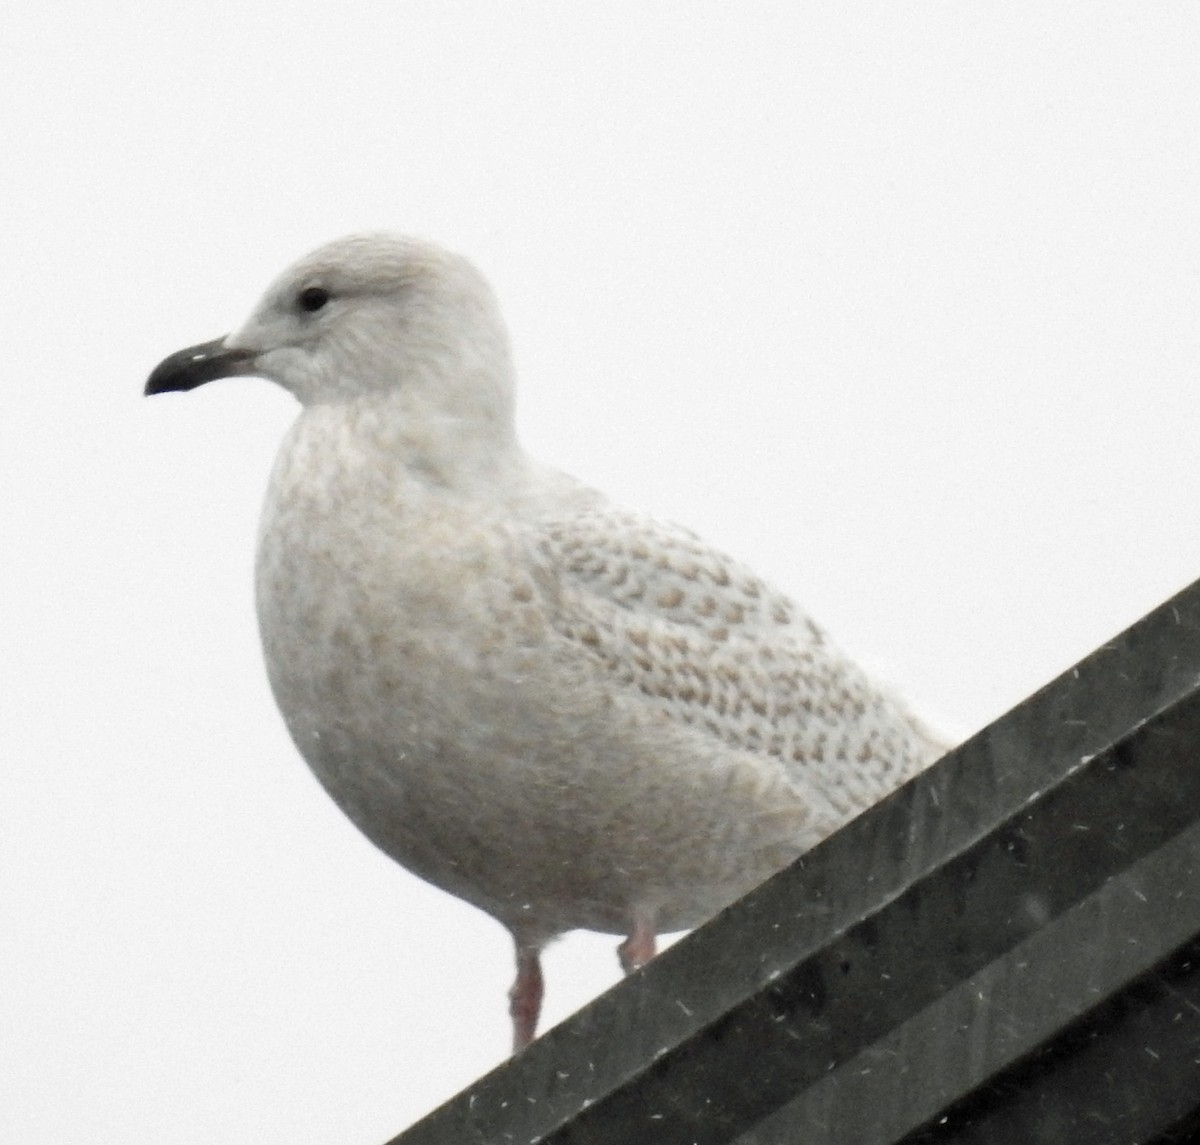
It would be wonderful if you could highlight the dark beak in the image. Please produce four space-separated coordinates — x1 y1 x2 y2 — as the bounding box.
144 338 258 396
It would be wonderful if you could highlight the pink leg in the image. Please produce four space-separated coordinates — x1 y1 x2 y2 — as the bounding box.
508 943 544 1053
617 910 658 975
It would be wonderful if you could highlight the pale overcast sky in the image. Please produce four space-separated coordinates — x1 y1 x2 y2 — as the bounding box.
5 5 1200 1143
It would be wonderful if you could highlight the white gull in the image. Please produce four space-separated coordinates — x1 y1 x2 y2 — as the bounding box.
146 233 945 1051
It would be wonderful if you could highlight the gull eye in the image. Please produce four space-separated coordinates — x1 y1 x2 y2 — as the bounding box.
297 286 330 313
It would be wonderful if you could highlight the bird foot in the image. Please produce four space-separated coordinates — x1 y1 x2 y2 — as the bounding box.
617 913 658 975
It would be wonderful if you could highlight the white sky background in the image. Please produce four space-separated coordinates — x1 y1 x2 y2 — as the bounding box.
4 4 1200 1142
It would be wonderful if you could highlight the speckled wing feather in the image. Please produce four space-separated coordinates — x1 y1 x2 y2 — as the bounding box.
532 503 940 818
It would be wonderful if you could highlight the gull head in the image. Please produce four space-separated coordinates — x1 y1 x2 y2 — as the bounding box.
145 233 517 432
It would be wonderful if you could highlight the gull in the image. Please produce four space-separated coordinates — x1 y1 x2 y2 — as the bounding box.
146 234 945 1052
